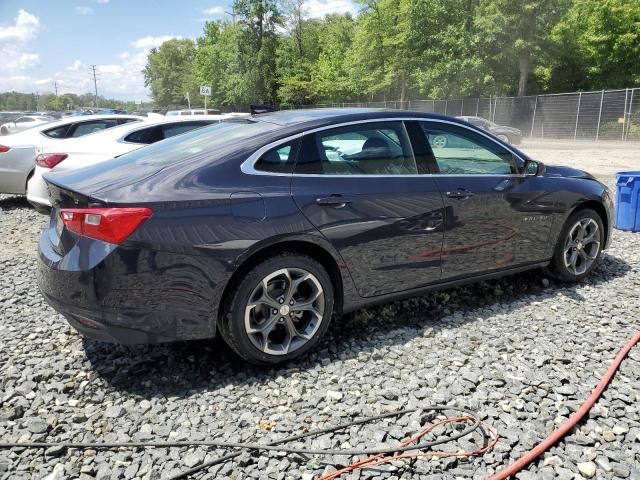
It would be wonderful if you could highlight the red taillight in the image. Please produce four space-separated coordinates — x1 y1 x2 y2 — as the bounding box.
0 145 10 153
59 208 152 245
35 153 68 168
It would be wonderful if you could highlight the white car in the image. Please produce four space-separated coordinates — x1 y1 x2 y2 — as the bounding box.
0 115 55 136
27 115 228 211
0 115 143 195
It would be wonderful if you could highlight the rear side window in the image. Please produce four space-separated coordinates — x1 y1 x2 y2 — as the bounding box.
161 121 213 139
124 126 163 144
295 121 417 175
70 119 120 138
254 140 299 174
42 125 71 138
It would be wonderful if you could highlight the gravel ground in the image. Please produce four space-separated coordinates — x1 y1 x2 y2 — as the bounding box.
1 151 639 479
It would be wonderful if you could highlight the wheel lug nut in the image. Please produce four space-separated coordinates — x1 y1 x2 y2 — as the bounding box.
272 309 277 314
279 298 284 304
279 317 284 323
289 300 294 305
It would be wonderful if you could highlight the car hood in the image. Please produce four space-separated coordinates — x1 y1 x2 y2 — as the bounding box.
490 125 521 135
544 165 596 180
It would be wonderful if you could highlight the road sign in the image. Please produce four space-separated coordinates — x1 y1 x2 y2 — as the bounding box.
200 86 212 96
135 99 142 105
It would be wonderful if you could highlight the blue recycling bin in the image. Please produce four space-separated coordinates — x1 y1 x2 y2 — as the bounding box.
615 171 640 232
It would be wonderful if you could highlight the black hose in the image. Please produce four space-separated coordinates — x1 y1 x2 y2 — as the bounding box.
0 405 487 479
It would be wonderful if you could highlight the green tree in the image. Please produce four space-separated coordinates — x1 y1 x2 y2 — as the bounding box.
143 38 198 107
233 0 283 104
475 0 568 96
539 0 640 91
312 14 357 102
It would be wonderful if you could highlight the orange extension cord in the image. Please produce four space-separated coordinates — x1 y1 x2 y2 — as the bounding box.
319 330 639 480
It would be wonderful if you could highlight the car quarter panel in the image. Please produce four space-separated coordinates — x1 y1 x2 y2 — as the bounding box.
0 145 36 194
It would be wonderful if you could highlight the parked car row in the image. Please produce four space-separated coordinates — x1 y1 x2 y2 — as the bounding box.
31 108 612 365
0 113 249 209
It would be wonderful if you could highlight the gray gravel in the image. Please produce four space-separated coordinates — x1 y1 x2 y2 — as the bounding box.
1 192 639 480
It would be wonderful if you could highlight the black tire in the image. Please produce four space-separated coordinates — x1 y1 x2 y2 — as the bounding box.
219 253 334 365
549 208 604 282
496 134 511 144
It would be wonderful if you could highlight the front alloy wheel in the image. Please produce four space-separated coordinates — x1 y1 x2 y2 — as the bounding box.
563 218 600 276
220 254 334 365
550 208 603 281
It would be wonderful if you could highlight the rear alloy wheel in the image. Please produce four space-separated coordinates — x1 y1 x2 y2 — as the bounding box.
431 135 448 148
220 254 334 365
550 209 603 281
496 134 510 144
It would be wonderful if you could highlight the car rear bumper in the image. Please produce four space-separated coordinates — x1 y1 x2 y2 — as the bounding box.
37 226 217 344
26 166 52 211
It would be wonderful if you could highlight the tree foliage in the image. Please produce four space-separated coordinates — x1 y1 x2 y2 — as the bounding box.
0 91 143 111
141 0 640 107
143 38 198 107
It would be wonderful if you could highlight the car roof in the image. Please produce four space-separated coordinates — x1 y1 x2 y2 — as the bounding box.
53 114 225 144
37 114 143 130
252 108 468 128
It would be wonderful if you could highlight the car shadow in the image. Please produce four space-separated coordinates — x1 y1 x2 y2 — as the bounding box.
0 195 30 211
83 252 631 400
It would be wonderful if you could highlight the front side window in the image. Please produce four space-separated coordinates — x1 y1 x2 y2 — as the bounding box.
16 117 34 123
254 140 299 174
421 123 517 175
295 121 417 175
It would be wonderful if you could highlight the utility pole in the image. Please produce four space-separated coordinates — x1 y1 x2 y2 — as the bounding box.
224 8 236 24
53 80 58 96
90 65 99 107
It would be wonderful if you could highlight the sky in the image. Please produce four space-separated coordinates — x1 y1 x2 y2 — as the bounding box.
0 0 357 101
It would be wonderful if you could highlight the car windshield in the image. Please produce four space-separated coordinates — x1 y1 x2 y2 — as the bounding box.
122 119 281 166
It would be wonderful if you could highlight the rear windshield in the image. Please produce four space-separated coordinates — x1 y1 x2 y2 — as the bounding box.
121 120 281 166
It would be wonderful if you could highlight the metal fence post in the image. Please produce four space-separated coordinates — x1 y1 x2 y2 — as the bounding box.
574 92 582 140
595 89 605 141
476 98 480 116
530 95 538 138
460 99 464 116
444 100 448 115
622 88 629 142
492 96 497 122
626 88 635 142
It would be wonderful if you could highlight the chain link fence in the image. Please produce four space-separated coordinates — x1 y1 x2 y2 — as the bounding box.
293 88 640 142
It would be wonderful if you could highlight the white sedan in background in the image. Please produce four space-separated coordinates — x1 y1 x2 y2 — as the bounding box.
0 115 143 195
0 115 55 136
27 115 228 212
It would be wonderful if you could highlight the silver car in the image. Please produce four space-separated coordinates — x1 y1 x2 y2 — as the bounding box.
0 115 142 195
0 115 54 136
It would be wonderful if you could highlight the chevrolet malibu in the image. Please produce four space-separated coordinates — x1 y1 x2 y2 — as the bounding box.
37 109 612 365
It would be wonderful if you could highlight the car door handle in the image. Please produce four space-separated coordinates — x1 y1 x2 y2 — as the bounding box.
446 189 475 199
316 195 353 208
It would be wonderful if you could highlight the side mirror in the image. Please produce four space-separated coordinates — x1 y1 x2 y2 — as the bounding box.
524 159 545 176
